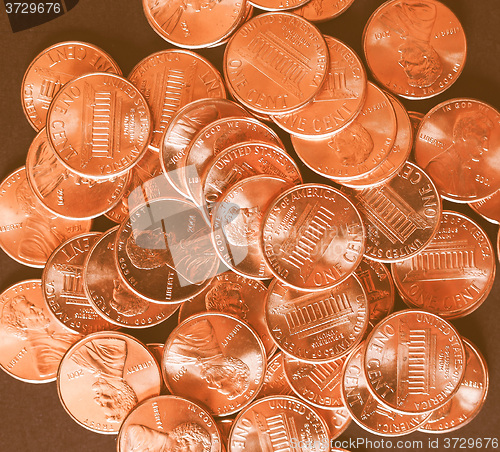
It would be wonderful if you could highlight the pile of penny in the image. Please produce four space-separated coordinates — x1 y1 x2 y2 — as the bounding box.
0 0 498 451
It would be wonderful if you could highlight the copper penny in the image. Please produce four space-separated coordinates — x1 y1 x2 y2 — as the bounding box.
224 12 329 114
293 0 355 22
469 188 500 224
391 211 495 319
178 271 277 357
162 312 266 416
256 351 294 399
212 175 296 280
161 98 249 199
57 331 162 434
142 0 246 48
115 197 219 303
0 167 92 268
273 35 367 138
262 184 365 291
84 227 181 329
414 98 500 202
228 395 329 451
343 162 441 262
265 275 369 363
46 72 152 179
363 309 466 414
0 279 81 383
419 337 488 433
283 354 346 410
291 82 396 182
185 116 284 206
342 342 431 435
128 49 226 152
26 128 129 219
42 232 118 334
118 395 222 452
248 0 309 12
363 0 466 99
202 141 302 215
21 41 121 131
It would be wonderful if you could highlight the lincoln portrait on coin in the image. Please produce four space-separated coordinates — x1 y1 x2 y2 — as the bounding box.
328 122 374 167
111 279 149 317
205 282 249 319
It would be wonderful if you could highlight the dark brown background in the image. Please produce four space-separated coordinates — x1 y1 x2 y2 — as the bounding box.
0 1 499 451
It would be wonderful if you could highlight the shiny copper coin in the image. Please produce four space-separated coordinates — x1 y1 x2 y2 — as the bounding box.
0 167 92 268
202 141 302 214
291 82 396 181
161 98 249 199
46 72 152 179
342 342 431 435
364 309 466 414
57 331 162 434
469 188 500 224
213 175 295 280
419 337 488 433
118 395 222 452
142 0 246 49
224 12 329 114
256 351 294 399
265 275 369 363
228 395 329 451
392 211 495 319
344 93 413 188
293 0 355 22
414 98 500 202
115 197 219 303
42 232 118 334
316 406 351 442
162 312 266 416
129 49 226 152
363 0 466 99
84 227 181 329
21 41 121 131
343 162 441 262
178 271 276 357
283 354 346 410
26 129 129 219
248 0 309 12
273 35 367 138
0 279 81 383
262 184 365 290
185 116 284 206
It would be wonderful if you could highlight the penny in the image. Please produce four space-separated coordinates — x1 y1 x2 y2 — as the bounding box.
118 395 222 452
42 232 118 334
290 82 396 181
142 0 246 49
391 211 495 319
185 116 284 205
228 395 330 451
0 167 92 268
162 312 266 416
115 197 219 303
57 331 162 434
419 337 488 433
224 12 329 114
248 0 309 12
26 128 129 219
256 351 294 399
414 98 500 202
212 175 296 280
283 354 346 410
343 162 442 263
262 184 365 290
178 271 277 357
363 0 466 99
84 227 181 329
469 188 500 224
161 98 249 199
273 35 367 138
202 141 302 215
342 342 431 435
46 72 152 179
128 49 226 152
363 309 466 414
0 279 81 383
293 0 355 22
265 275 369 363
21 41 121 131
